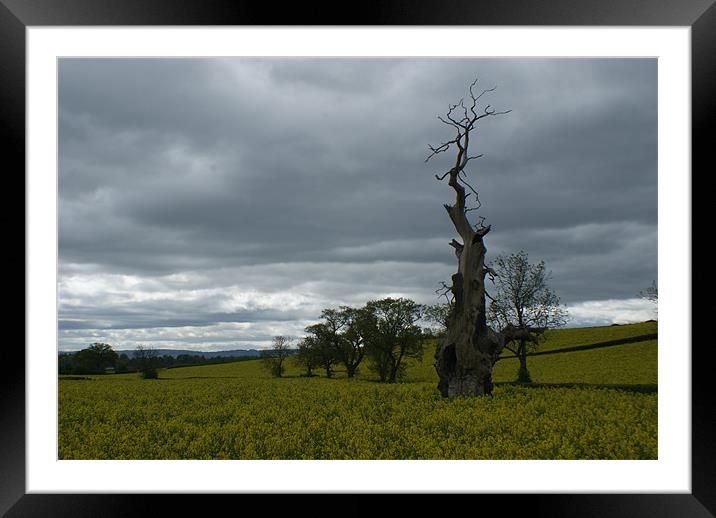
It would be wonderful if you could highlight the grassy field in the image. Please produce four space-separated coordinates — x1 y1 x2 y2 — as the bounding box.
499 320 657 355
58 322 657 460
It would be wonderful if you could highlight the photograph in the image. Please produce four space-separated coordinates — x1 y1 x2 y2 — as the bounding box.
2 0 710 507
57 57 659 461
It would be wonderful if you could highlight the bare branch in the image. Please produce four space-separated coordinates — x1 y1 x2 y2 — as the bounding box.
475 86 497 103
458 170 481 204
449 239 464 257
475 224 492 238
425 135 462 163
463 154 484 165
437 115 461 129
476 106 512 120
483 265 497 283
435 281 453 304
446 100 467 127
427 77 510 240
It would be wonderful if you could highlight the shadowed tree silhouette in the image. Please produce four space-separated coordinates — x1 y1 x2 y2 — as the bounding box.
428 78 511 397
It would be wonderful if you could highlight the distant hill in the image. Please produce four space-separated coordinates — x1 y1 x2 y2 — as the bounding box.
60 348 265 358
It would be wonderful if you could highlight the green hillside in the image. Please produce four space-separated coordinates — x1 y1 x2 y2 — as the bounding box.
513 321 657 353
397 321 657 384
59 322 658 460
494 339 657 387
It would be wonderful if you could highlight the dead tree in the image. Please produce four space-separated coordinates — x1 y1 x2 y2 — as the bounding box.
428 79 510 397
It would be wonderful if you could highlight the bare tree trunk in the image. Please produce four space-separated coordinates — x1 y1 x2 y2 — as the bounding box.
517 339 530 383
518 356 529 382
434 221 503 396
432 157 504 397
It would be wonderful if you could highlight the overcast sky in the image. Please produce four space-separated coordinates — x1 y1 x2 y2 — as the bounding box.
58 58 657 351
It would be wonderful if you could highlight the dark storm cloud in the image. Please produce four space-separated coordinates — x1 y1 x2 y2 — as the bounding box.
58 58 657 348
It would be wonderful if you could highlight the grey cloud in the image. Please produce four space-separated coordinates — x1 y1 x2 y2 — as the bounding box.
58 58 657 349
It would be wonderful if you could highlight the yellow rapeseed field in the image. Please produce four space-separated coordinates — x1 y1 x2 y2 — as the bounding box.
58 322 657 460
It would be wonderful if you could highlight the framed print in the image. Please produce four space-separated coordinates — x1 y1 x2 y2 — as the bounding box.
5 0 713 515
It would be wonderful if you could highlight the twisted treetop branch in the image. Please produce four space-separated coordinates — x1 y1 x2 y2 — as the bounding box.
426 79 510 238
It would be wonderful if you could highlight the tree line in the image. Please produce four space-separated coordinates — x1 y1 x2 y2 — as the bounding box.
58 343 247 378
262 251 572 384
262 297 425 383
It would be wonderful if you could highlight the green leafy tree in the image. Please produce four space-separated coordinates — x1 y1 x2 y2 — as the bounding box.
58 353 75 374
303 324 340 378
487 251 568 383
134 345 160 379
423 301 453 338
72 342 118 374
296 336 319 377
363 297 425 383
312 306 370 378
337 306 370 378
115 353 130 373
261 336 292 377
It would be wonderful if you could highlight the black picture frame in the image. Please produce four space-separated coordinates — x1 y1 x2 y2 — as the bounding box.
5 0 712 515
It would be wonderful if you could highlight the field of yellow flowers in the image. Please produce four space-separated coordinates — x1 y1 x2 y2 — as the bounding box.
58 322 657 460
